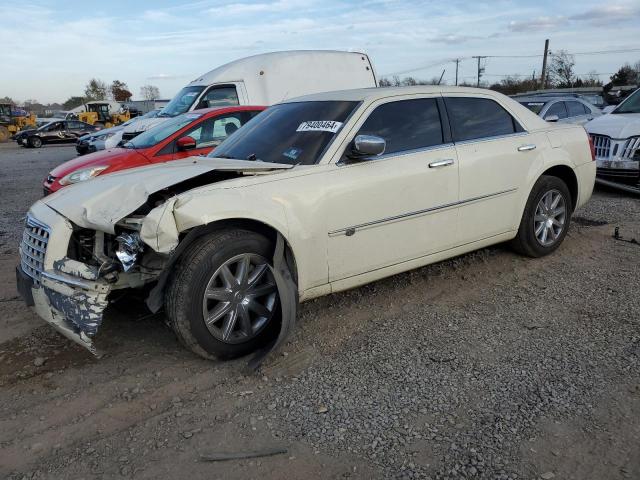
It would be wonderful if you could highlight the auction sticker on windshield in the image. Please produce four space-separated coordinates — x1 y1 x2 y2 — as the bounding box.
296 121 343 133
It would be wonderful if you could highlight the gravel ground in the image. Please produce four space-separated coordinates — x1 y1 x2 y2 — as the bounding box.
0 142 638 480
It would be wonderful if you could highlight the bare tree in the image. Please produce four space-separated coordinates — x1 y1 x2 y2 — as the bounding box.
140 85 161 100
548 50 576 88
84 78 109 100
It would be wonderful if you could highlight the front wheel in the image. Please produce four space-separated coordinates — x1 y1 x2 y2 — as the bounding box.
165 230 280 360
511 175 572 257
28 136 43 148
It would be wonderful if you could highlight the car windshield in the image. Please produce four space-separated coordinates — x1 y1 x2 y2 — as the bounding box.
209 101 359 165
613 89 640 114
160 86 205 117
124 113 203 149
518 101 546 115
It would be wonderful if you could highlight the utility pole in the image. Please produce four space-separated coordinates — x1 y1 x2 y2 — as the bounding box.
540 39 549 89
454 59 460 86
472 56 487 87
437 69 446 85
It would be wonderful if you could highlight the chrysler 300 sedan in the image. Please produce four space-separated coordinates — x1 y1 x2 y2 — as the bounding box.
16 86 596 362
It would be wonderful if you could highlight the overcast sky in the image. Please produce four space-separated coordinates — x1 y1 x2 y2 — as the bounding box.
2 0 639 103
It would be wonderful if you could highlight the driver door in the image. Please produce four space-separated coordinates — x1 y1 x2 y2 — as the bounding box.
325 96 460 282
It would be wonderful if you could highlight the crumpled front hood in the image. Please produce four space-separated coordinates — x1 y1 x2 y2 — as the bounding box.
41 157 293 233
586 113 640 139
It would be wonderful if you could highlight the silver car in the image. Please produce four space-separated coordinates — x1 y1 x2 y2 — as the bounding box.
517 96 601 125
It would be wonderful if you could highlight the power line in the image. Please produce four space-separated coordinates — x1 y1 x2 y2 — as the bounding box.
381 47 640 77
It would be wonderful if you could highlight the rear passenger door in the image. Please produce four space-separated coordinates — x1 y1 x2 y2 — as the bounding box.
326 97 460 281
445 96 543 243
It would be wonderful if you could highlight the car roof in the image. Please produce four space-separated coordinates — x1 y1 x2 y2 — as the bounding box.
189 105 267 117
284 85 509 103
516 96 587 103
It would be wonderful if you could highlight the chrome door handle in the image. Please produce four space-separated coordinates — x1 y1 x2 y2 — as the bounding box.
428 158 455 168
517 144 536 152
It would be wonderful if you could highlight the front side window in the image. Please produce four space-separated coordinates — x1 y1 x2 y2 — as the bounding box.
566 101 587 117
196 86 239 109
209 101 359 165
125 113 203 149
545 102 568 119
445 97 520 142
356 98 443 155
161 86 205 117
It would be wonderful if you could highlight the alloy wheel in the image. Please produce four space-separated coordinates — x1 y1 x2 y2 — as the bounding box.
201 253 278 344
533 189 566 247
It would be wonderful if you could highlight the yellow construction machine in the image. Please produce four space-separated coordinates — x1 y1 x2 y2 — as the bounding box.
0 103 37 143
76 102 130 128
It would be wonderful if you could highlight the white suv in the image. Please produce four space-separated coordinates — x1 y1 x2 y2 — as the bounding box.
585 88 640 189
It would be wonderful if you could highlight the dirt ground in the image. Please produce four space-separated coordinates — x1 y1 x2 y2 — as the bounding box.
0 142 638 480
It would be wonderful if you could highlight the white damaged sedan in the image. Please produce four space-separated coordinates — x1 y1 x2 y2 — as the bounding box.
16 86 596 362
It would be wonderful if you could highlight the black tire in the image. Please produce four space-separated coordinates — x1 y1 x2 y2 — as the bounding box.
165 229 280 360
511 175 573 257
28 136 42 148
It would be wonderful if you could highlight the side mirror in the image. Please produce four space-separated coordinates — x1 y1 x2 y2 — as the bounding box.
176 136 196 151
349 134 386 158
545 114 559 122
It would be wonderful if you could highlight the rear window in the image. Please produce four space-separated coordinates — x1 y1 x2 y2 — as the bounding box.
445 97 522 142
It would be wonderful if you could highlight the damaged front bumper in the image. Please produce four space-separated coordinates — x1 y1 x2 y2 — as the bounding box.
16 202 114 356
16 265 111 355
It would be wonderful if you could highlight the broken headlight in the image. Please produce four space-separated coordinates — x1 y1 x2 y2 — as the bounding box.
115 232 144 272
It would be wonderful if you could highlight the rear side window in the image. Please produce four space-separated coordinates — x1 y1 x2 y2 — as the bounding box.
445 97 521 142
357 98 443 155
545 102 568 120
566 101 588 116
197 86 239 109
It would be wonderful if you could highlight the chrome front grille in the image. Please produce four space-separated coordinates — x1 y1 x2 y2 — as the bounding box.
621 136 640 160
20 216 50 285
591 134 611 159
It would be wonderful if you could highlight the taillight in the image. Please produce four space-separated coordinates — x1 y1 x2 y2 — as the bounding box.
588 134 596 161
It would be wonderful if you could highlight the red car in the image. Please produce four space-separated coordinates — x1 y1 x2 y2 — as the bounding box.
43 106 265 194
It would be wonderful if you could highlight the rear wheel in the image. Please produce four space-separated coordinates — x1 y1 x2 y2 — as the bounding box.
28 136 42 148
511 175 572 257
0 126 9 143
165 230 280 360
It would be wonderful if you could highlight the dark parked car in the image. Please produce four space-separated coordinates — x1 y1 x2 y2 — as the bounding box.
14 120 100 148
